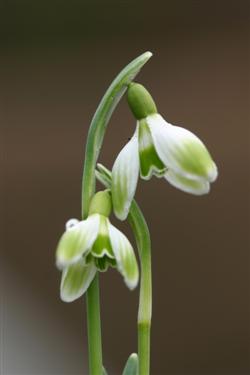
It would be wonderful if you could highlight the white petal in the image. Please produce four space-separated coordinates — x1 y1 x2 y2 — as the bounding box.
147 114 218 182
56 214 100 268
108 222 139 290
65 218 80 230
165 169 210 195
111 132 139 220
60 259 96 302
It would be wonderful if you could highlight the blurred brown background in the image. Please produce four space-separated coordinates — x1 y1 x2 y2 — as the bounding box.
2 1 250 374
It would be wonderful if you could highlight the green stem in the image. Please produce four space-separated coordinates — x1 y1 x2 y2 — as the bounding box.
129 201 152 375
81 53 153 375
86 275 102 375
95 165 152 375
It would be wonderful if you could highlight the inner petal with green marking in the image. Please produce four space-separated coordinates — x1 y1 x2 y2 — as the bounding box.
91 215 115 259
138 119 166 179
94 256 117 272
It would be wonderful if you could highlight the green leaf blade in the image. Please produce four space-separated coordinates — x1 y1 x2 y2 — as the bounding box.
122 353 138 375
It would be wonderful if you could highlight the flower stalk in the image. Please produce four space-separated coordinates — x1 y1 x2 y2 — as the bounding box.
128 202 152 375
80 52 153 375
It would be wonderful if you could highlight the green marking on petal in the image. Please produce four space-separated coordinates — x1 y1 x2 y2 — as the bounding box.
60 259 96 302
94 255 116 272
171 139 216 181
91 216 114 259
139 119 166 179
94 256 109 272
108 257 117 268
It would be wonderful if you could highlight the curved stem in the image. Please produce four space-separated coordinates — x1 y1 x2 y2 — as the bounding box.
81 52 152 218
96 165 152 375
81 53 152 375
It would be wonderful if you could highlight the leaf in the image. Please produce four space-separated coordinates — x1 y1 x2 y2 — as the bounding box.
122 353 138 375
102 365 108 375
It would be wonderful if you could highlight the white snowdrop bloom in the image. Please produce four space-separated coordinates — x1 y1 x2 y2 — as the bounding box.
111 83 218 220
56 191 139 302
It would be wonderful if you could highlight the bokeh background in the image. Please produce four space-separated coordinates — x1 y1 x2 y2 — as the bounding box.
2 1 250 374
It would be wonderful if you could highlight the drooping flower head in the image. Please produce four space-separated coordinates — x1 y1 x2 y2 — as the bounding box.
112 83 218 220
56 190 139 302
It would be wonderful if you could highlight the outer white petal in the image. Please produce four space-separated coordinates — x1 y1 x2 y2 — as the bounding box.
165 169 210 195
60 259 96 302
108 222 139 290
111 132 139 221
147 114 218 182
56 214 100 268
65 218 80 230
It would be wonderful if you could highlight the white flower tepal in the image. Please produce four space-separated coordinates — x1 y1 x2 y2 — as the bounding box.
60 258 96 303
147 114 218 183
56 214 100 268
112 134 140 222
111 83 218 220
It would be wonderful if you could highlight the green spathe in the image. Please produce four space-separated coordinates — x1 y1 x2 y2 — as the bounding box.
127 83 157 120
82 52 153 218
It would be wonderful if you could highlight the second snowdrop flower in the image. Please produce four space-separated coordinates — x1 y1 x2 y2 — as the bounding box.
56 190 139 302
112 83 218 220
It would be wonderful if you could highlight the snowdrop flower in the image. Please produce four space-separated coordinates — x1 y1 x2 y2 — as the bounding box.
112 83 218 220
56 190 139 302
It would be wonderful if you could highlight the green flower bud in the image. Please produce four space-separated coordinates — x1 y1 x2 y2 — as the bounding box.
127 83 157 120
88 190 112 217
